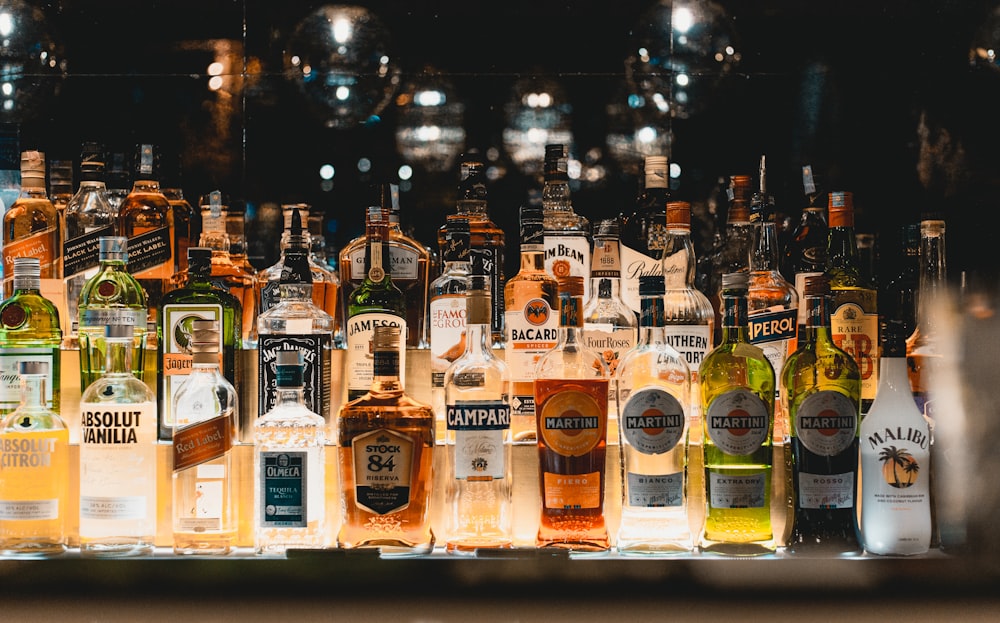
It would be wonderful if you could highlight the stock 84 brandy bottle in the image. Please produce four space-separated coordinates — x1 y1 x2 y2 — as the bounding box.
534 275 611 552
337 325 435 555
782 275 862 554
699 271 776 555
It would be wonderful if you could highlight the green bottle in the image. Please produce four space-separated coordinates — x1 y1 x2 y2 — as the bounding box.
699 271 776 555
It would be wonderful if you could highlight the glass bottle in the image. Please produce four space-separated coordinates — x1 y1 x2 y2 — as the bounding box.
781 274 862 554
503 205 558 442
116 143 173 332
437 154 506 347
337 325 435 555
304 205 344 346
825 191 879 413
881 222 920 335
47 158 74 218
443 250 513 553
860 320 932 555
257 209 334 435
429 216 471 440
225 204 257 278
782 165 828 341
906 218 947 421
534 275 611 552
254 349 326 555
0 257 61 417
699 271 776 555
344 202 407 403
159 152 195 276
0 360 69 556
158 247 243 441
708 174 754 345
171 319 238 555
541 144 592 301
78 323 157 557
583 217 637 424
2 151 60 298
615 274 692 554
63 142 116 341
104 149 131 216
620 155 669 314
77 236 148 389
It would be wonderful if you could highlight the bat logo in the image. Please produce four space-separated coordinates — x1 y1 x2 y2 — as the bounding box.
524 298 550 326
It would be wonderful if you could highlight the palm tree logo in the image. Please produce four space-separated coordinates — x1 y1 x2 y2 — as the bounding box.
878 445 920 488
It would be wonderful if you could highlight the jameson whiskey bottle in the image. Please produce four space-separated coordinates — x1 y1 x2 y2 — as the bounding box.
437 154 506 346
158 247 242 440
782 275 862 554
0 360 69 556
825 191 878 413
79 323 158 557
0 258 61 417
699 271 776 555
429 216 470 438
860 320 932 555
541 144 592 301
345 204 406 402
615 275 692 554
2 151 60 298
534 276 611 552
504 205 558 441
443 250 513 553
337 325 435 555
620 155 669 314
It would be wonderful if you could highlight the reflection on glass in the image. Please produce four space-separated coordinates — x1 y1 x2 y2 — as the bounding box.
395 66 466 173
0 0 67 122
502 75 573 176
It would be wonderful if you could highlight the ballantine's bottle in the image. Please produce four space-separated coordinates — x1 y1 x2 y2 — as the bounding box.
699 272 776 555
541 144 592 301
620 155 670 314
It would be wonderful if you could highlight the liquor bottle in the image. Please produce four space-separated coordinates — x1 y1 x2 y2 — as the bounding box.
104 149 131 215
158 247 242 440
699 271 776 555
747 156 798 440
63 142 116 340
304 205 344 346
257 209 334 430
340 185 430 349
116 143 174 331
78 323 157 557
615 274 692 554
429 216 471 439
825 191 879 413
337 325 435 555
708 174 754 345
860 320 932 555
781 274 862 554
48 158 74 220
906 218 946 420
0 125 20 214
171 319 238 555
254 349 326 555
442 250 513 553
437 154 506 347
0 360 69 556
856 232 878 290
77 236 148 389
504 205 558 442
620 155 669 314
881 222 919 335
0 257 61 417
782 165 828 340
2 151 60 297
196 191 259 349
534 275 611 552
583 217 638 423
541 144 592 301
344 203 407 402
160 153 195 275
661 200 715 425
225 204 257 278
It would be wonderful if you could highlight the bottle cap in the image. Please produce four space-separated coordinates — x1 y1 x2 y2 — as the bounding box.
721 271 749 293
595 218 620 239
19 150 45 183
666 201 691 227
882 320 908 357
639 274 665 297
373 325 402 351
644 155 668 170
187 247 213 275
557 275 585 297
727 175 752 221
828 191 855 228
12 257 40 278
99 236 128 261
18 360 48 376
133 143 159 180
803 274 830 297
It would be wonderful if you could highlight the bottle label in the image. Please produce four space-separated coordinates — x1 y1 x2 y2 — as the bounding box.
794 390 858 456
793 272 823 327
173 415 233 472
258 333 333 418
1 227 58 278
583 325 636 379
430 294 467 388
626 471 683 508
126 226 172 274
748 307 796 390
259 451 308 527
80 308 145 328
543 470 602 510
478 244 505 338
538 384 609 457
621 387 685 454
0 348 56 411
708 471 767 509
705 388 770 456
259 280 280 312
662 325 711 422
830 302 879 403
620 245 664 314
446 400 510 479
861 420 931 520
797 471 854 509
162 304 224 429
344 313 406 396
505 299 558 416
544 235 591 299
0 430 68 520
590 239 622 278
177 477 224 532
351 428 414 515
347 244 419 282
63 224 115 279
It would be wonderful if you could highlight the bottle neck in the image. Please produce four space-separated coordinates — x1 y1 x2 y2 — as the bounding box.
590 237 622 295
542 178 572 213
18 374 47 409
274 385 307 407
519 244 546 272
131 179 161 193
638 296 666 344
456 198 488 217
916 222 946 331
720 294 750 343
364 223 391 283
827 224 859 270
750 219 781 272
105 337 134 376
12 274 41 293
662 226 697 289
371 348 403 393
799 293 832 345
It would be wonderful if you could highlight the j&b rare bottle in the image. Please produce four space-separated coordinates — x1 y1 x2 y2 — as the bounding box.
619 155 670 315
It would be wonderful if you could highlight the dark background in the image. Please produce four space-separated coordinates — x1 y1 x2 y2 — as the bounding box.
10 0 1000 289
